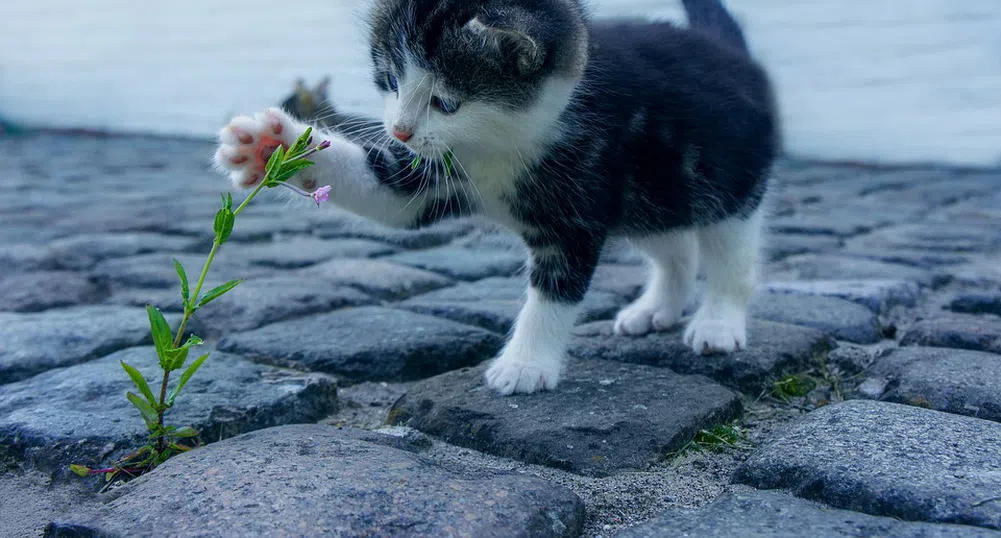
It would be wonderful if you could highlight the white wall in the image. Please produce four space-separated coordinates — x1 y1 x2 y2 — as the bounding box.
1 0 999 166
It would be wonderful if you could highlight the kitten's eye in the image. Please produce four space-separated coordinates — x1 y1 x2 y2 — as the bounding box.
430 95 461 115
386 74 399 92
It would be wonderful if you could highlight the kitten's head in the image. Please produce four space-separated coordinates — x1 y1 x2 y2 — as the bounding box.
369 0 588 160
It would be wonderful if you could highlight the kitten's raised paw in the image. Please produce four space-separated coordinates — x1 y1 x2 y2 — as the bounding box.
214 108 297 189
485 356 561 395
613 303 681 336
683 313 747 355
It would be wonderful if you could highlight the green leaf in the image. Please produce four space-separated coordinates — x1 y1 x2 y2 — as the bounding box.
287 127 313 157
172 426 199 438
127 391 159 429
194 280 241 309
70 464 91 477
222 211 235 243
268 159 315 185
146 305 173 366
264 144 286 181
443 150 455 177
165 347 188 372
410 155 422 170
166 334 204 371
213 207 235 244
120 361 157 407
173 258 190 308
167 353 209 407
213 207 225 237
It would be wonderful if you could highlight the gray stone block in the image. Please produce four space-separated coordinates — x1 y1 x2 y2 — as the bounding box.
734 400 1001 530
389 359 741 476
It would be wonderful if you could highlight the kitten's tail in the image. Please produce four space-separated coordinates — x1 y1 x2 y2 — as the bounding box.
680 0 749 54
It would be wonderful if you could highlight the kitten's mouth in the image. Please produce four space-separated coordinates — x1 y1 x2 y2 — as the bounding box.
407 150 457 177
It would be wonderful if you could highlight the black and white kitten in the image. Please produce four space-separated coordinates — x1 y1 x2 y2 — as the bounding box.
214 0 779 395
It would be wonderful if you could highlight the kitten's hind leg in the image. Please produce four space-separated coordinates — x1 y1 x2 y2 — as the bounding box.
685 209 764 354
614 232 698 336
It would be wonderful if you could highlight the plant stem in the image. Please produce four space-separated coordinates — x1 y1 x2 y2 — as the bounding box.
155 369 170 451
233 175 272 217
153 178 271 449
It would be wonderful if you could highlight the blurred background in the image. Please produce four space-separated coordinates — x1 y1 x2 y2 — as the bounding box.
1 0 999 167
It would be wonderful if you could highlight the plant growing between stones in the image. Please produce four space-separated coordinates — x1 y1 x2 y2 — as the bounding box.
770 374 817 403
70 129 330 483
668 423 749 461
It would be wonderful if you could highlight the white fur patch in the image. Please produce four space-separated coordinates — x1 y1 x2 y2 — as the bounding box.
485 287 579 395
614 231 699 336
683 208 764 354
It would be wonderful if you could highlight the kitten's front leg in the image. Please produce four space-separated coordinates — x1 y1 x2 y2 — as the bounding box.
213 108 437 229
485 241 602 395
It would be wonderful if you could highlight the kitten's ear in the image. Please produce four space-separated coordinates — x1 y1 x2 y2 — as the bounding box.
465 16 545 75
314 76 330 97
294 78 312 102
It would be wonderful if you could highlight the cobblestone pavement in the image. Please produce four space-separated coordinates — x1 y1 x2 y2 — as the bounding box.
1 132 1000 537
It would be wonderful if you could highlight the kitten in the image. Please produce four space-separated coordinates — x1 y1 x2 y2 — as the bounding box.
214 0 779 395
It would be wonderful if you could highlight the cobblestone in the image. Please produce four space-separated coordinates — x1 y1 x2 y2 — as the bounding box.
0 132 998 537
388 360 741 477
734 400 1001 531
856 346 1001 423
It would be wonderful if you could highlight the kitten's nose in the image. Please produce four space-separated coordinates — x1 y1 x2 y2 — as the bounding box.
392 127 413 143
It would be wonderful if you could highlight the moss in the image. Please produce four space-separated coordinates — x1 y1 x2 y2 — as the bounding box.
384 406 407 426
908 394 934 409
668 423 749 459
771 374 817 401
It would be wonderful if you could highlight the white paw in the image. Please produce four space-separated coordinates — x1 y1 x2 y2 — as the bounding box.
485 355 562 395
213 108 303 189
683 310 747 355
613 302 681 336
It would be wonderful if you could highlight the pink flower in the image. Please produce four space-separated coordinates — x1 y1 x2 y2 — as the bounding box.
311 185 332 207
317 140 332 150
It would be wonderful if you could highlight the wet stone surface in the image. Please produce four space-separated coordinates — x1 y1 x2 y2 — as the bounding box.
44 232 203 271
184 275 375 337
0 133 998 537
855 346 1001 422
900 315 1001 355
0 347 338 473
228 236 398 269
771 254 942 287
569 320 834 393
949 293 1001 316
764 278 922 313
219 307 504 383
51 425 585 538
296 257 453 300
617 487 1001 538
386 245 526 280
0 270 107 313
734 400 1001 531
0 305 154 384
749 291 882 344
400 276 625 334
388 360 742 477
